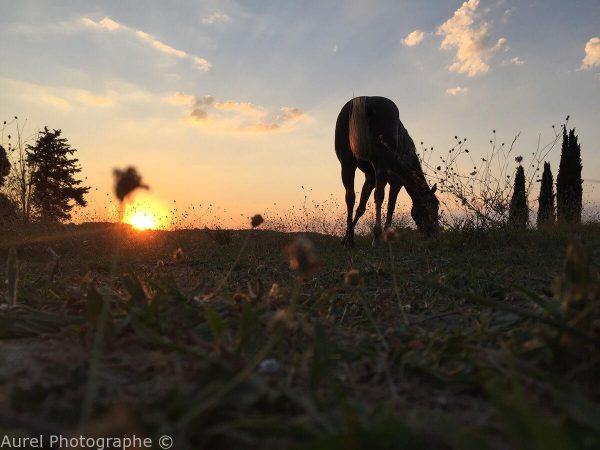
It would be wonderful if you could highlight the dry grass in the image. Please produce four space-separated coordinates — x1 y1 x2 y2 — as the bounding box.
1 221 599 449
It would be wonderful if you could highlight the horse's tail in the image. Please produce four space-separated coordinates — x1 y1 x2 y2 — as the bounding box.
349 97 374 161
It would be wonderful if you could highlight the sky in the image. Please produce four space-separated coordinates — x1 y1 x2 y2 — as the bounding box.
0 0 599 227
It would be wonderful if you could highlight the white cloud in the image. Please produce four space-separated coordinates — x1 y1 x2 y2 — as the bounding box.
436 0 507 76
202 11 232 25
502 56 525 66
80 17 211 72
0 77 153 111
502 8 513 23
181 93 306 133
402 30 425 47
446 86 469 96
581 37 600 69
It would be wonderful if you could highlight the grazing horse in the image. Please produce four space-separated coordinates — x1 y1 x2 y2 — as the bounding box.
335 96 439 246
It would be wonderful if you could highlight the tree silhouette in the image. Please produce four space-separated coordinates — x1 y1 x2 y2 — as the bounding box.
537 162 555 228
509 163 528 229
556 127 582 224
0 144 18 224
0 144 9 187
26 127 90 222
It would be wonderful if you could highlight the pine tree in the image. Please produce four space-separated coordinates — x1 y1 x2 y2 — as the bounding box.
509 163 528 229
537 162 555 228
26 127 90 222
556 127 583 224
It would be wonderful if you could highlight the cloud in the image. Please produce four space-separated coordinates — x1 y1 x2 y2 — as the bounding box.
501 56 525 66
214 101 264 117
446 86 469 96
202 11 232 25
1 77 151 111
78 91 113 106
162 92 196 106
135 30 187 58
502 8 513 23
81 16 211 72
436 0 507 76
80 16 121 31
179 93 306 133
41 94 71 110
402 30 425 47
581 37 600 69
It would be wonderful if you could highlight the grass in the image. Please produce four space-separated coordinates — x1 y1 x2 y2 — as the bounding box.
0 223 599 449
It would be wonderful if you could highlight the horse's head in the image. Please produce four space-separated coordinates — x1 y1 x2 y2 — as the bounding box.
411 183 439 236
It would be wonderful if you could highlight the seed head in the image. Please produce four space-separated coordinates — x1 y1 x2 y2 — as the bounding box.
344 269 363 286
113 167 148 202
286 236 319 276
251 214 264 228
515 156 523 164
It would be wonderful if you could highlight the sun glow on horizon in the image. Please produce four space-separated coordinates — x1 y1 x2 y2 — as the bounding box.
126 211 158 230
121 195 170 230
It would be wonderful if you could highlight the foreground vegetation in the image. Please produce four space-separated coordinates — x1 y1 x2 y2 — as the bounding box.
1 223 599 449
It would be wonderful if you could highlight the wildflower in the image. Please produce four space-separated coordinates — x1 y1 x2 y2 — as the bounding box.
113 167 148 202
251 214 264 228
344 269 364 286
286 236 319 276
515 156 523 164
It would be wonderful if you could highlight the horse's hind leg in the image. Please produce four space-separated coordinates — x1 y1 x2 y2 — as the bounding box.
341 163 357 247
352 170 375 228
384 176 403 230
372 165 388 246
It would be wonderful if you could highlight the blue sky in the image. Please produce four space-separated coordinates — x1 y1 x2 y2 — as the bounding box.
1 0 598 225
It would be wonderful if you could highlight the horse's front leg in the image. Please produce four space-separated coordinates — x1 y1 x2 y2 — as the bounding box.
341 163 356 247
372 165 388 246
384 177 402 230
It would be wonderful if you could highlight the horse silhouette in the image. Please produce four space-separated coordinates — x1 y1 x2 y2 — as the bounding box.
335 96 439 246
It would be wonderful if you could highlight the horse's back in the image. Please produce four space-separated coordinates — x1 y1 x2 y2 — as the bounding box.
335 96 400 164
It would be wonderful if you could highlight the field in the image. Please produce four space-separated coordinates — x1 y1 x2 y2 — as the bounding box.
1 223 599 449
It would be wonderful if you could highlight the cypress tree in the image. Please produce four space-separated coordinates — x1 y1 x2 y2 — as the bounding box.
556 127 583 224
509 163 528 229
537 162 555 227
26 127 90 222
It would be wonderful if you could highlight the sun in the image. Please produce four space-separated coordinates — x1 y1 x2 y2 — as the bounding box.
120 194 170 231
126 211 158 230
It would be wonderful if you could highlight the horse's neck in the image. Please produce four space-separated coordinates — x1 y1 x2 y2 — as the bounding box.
395 125 430 198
